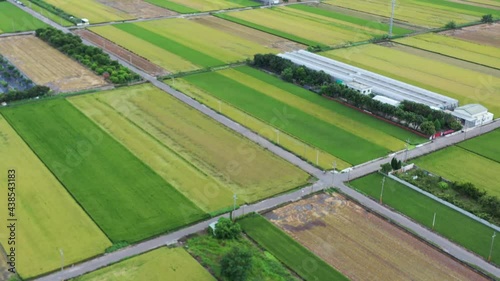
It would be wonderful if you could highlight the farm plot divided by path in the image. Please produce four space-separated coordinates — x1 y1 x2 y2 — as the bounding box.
216 5 407 47
323 0 499 27
266 193 490 281
72 247 215 281
74 84 309 204
458 128 500 163
413 146 500 198
0 36 108 93
144 0 259 13
322 44 500 116
172 66 425 168
42 0 134 23
1 99 206 243
0 2 47 34
0 116 111 279
441 23 500 47
90 17 278 73
395 33 500 69
351 173 500 265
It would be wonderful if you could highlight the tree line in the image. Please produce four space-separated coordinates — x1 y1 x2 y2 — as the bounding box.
0 85 50 103
35 28 141 84
253 54 462 136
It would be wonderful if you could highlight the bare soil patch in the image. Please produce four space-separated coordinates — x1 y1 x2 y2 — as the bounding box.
0 35 108 93
191 16 305 52
266 193 489 281
95 0 176 19
75 30 168 76
441 23 500 47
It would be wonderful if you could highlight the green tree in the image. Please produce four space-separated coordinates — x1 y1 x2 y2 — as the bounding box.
481 14 493 23
215 217 242 240
381 163 392 174
445 21 457 29
281 67 293 82
420 121 436 135
433 119 442 131
221 247 253 281
390 157 398 170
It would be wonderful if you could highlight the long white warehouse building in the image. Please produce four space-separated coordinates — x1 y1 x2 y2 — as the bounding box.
278 50 459 110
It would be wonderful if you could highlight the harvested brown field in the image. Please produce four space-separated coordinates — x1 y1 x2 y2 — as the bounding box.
441 23 500 47
267 193 488 281
96 0 176 19
191 16 305 52
74 30 168 76
0 35 108 93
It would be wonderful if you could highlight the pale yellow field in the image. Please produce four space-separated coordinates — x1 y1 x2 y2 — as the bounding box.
396 33 500 69
322 44 500 116
90 84 310 203
43 0 133 23
0 115 111 279
134 18 279 63
89 26 198 72
0 36 108 93
167 78 350 170
69 89 236 213
166 0 255 10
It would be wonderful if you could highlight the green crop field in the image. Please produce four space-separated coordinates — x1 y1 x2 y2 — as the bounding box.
216 5 400 47
69 86 235 214
396 33 500 69
73 247 215 281
1 99 206 243
84 84 309 204
90 18 277 73
173 66 426 167
0 2 48 34
458 129 500 164
0 116 111 278
29 4 74 26
43 0 133 23
413 146 500 197
239 214 348 281
351 173 499 265
323 0 499 27
322 44 500 116
145 0 259 13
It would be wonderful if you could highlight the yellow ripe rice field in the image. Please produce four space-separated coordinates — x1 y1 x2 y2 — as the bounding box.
42 0 133 23
322 44 500 116
69 88 235 213
87 84 309 203
395 33 500 69
0 116 111 279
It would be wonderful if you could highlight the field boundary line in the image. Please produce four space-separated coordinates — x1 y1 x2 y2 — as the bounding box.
387 172 500 232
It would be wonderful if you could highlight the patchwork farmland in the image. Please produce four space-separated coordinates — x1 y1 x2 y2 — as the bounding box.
0 116 111 279
323 0 499 27
458 128 500 163
267 193 490 280
322 44 500 116
0 1 47 33
351 173 500 265
144 0 259 13
42 0 134 23
0 35 108 93
72 247 215 281
217 5 412 47
90 17 280 73
169 66 426 169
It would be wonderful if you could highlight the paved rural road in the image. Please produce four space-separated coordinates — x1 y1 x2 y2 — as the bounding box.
12 1 500 279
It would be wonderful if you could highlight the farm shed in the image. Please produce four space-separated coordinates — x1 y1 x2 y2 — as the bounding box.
373 95 400 107
346 81 372 95
451 104 494 128
278 50 459 110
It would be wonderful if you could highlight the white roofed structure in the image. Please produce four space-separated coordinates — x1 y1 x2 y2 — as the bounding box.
278 50 459 110
373 95 400 107
451 104 494 128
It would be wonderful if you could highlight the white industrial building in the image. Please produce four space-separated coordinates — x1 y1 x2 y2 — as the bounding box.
451 104 494 128
278 50 459 110
373 95 401 107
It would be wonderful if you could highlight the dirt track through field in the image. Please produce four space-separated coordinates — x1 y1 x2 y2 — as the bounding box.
74 30 168 76
267 193 489 281
0 35 108 93
96 0 177 19
441 23 500 47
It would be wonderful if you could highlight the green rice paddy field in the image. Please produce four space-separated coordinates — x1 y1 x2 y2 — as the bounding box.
73 247 216 281
0 2 48 34
1 99 206 243
144 0 259 13
351 173 499 265
322 44 500 116
458 129 500 163
0 116 111 278
216 5 412 47
323 0 499 27
90 18 277 73
170 66 425 169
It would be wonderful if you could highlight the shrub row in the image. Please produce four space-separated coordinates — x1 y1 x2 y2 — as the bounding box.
29 0 81 24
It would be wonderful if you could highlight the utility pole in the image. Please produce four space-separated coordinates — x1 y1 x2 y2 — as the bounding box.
59 249 64 272
232 193 237 220
432 212 436 230
379 176 386 204
404 138 410 163
274 129 280 145
332 161 337 185
389 0 396 37
488 231 496 262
